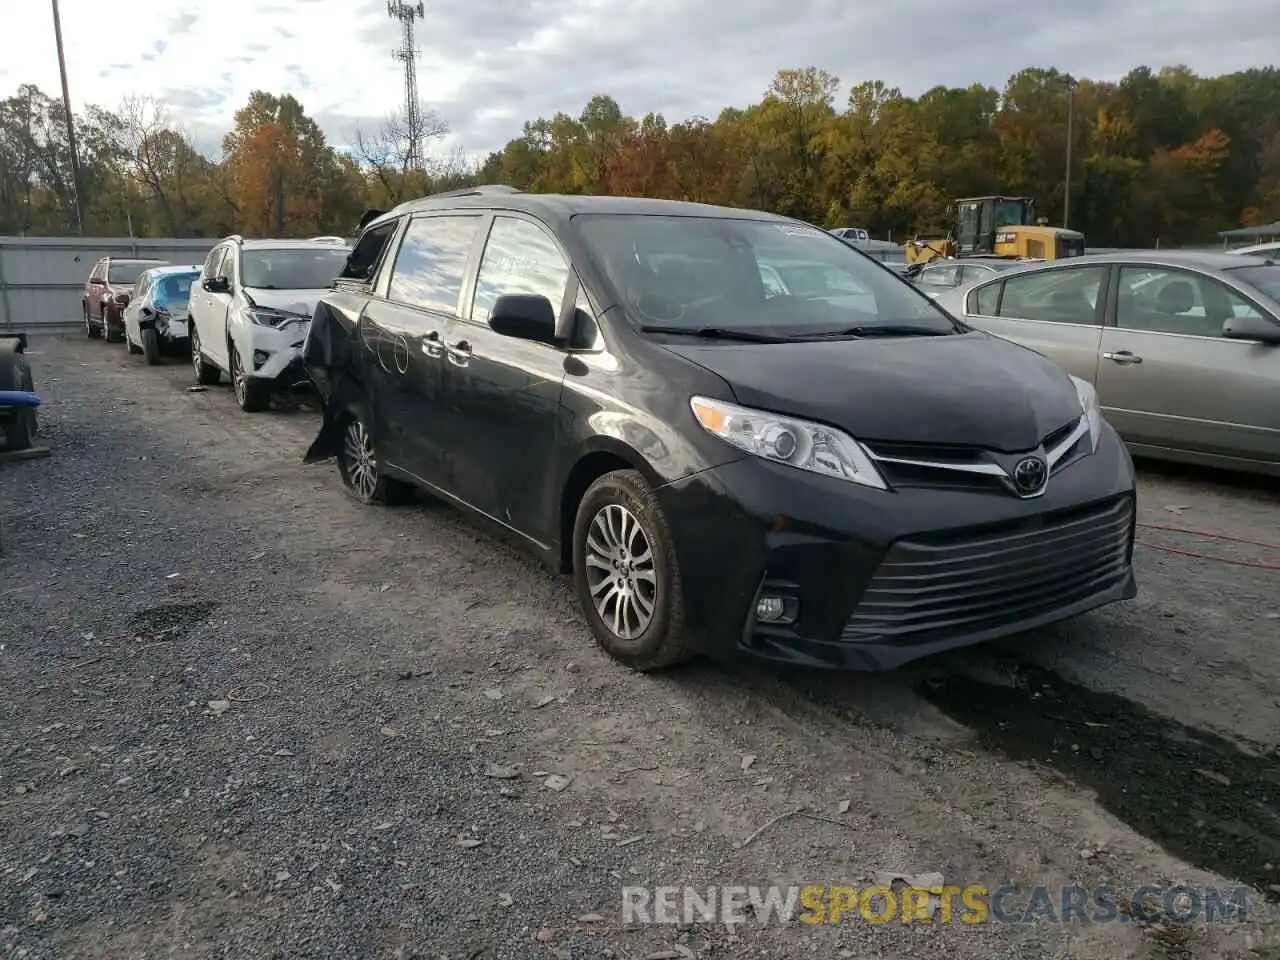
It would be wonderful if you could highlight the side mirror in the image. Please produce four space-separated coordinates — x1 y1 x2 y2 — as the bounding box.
202 276 230 294
488 294 560 345
1223 313 1280 344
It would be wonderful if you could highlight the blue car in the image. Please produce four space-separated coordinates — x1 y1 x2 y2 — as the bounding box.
122 265 202 364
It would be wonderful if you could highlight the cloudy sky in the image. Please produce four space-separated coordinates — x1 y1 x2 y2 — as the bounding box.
4 0 1277 160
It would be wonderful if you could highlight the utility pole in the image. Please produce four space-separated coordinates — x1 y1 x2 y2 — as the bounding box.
1061 74 1078 230
50 0 85 234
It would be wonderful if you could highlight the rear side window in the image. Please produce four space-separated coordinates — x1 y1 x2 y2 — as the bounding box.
470 217 570 323
968 281 1001 315
388 216 481 314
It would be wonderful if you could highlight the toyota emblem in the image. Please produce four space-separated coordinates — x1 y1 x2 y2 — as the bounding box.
1012 456 1048 495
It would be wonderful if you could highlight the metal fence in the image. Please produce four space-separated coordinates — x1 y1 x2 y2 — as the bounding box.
0 236 217 334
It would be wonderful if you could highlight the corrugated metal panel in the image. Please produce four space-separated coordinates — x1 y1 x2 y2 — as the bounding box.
0 237 215 334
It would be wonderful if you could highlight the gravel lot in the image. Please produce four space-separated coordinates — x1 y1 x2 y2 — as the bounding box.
2 334 1278 960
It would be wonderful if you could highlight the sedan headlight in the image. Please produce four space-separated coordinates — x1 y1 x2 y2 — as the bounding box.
689 396 886 489
240 306 300 328
1070 375 1102 452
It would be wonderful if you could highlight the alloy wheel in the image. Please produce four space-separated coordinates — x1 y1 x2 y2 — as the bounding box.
342 418 378 501
231 349 246 406
584 503 657 640
191 329 202 379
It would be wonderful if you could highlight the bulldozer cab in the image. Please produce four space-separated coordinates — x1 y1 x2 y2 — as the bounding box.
955 196 1085 260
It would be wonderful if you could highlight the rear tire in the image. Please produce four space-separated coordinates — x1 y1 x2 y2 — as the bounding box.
103 310 123 343
190 325 220 385
141 328 160 365
336 404 415 505
572 469 692 672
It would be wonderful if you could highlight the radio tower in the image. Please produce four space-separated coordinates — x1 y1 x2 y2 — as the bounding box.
388 0 426 170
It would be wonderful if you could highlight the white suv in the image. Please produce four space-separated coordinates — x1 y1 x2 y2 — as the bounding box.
188 236 351 411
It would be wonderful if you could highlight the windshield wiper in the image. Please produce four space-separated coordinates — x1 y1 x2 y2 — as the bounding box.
804 324 956 339
640 325 790 343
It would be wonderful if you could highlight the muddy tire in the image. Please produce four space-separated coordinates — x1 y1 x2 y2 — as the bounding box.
572 469 693 672
86 305 101 340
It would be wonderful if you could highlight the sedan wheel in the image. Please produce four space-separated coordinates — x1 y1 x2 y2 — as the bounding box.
572 469 691 671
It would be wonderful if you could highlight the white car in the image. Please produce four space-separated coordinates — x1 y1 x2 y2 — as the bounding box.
121 264 201 364
187 236 351 411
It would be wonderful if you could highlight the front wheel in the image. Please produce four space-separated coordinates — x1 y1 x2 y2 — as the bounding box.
85 305 101 340
335 405 415 505
103 310 123 343
230 345 270 412
572 469 692 671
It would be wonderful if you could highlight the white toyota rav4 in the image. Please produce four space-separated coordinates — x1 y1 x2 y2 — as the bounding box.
187 236 351 411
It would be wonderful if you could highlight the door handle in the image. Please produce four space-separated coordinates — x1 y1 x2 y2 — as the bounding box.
421 330 443 358
446 340 472 367
1102 350 1142 365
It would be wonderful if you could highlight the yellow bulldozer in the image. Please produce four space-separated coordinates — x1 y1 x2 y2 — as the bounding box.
904 196 1085 265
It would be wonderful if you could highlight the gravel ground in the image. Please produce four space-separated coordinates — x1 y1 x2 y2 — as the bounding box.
1 334 1278 960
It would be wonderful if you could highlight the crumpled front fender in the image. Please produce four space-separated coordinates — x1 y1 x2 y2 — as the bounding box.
301 297 363 464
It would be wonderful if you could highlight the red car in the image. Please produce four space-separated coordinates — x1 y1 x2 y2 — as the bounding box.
83 257 168 343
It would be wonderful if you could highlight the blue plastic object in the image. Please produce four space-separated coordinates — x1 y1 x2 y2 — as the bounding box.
0 390 40 408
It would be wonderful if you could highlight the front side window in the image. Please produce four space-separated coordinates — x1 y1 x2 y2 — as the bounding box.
239 247 349 290
471 217 570 323
967 280 1002 316
996 266 1105 325
1116 266 1266 336
574 214 952 337
216 249 235 284
202 246 223 276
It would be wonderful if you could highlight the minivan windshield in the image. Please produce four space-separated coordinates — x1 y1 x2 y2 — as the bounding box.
574 214 956 338
241 247 350 290
1226 263 1280 302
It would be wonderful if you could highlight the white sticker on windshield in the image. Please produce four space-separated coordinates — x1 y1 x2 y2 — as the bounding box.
776 224 827 239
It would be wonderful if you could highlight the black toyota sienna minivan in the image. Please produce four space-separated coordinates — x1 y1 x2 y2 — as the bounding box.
302 186 1137 672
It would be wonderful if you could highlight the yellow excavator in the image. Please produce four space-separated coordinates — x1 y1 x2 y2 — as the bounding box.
905 196 1085 265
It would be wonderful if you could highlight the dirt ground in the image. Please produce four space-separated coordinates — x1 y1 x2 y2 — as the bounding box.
1 333 1278 960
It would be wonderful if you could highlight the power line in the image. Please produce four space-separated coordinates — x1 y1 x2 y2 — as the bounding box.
387 0 425 171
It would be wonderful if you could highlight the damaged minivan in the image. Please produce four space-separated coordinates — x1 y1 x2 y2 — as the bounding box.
302 186 1138 673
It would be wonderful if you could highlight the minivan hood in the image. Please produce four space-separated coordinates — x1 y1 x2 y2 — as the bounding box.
663 331 1082 452
243 287 325 316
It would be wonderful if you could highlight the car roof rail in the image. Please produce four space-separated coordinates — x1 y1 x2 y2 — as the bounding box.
426 184 521 200
221 234 244 244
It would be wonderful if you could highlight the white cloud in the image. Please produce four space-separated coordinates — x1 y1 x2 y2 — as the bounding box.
3 0 1277 158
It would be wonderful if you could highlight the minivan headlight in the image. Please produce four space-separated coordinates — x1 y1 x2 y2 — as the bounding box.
1070 375 1102 452
689 396 886 489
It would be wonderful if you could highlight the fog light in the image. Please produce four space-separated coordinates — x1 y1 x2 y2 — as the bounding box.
755 595 799 625
253 350 269 368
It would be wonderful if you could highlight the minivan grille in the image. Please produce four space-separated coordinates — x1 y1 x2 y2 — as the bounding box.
840 496 1133 644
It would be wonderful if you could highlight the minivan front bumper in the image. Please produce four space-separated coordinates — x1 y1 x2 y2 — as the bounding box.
656 423 1137 671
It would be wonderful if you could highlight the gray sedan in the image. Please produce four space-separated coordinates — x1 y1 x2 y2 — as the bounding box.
934 250 1280 476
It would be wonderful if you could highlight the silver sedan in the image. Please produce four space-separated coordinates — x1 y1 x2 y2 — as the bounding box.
934 250 1280 476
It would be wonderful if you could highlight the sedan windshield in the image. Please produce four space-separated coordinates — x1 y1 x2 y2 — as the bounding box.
108 261 161 284
573 214 955 338
241 248 350 290
1226 263 1280 302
